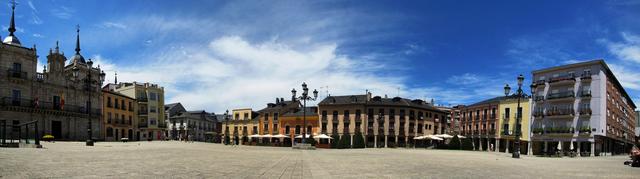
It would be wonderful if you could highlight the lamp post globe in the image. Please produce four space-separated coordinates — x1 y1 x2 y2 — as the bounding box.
504 84 511 96
517 74 524 86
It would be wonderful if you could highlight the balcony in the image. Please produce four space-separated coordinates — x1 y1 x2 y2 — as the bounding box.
579 108 592 116
547 91 575 101
546 108 574 118
35 73 45 81
138 111 148 115
138 122 148 128
532 111 544 118
534 95 545 102
544 127 574 134
579 90 591 98
1 97 101 116
7 69 27 80
548 74 575 84
580 72 592 81
137 97 148 102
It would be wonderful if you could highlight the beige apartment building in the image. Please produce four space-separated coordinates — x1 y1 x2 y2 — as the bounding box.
318 93 447 148
113 82 166 141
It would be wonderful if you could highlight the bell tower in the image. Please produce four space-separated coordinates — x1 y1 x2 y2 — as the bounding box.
46 41 67 84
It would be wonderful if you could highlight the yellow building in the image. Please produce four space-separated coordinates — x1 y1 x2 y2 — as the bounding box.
113 82 166 141
101 89 137 141
497 96 531 153
224 108 259 145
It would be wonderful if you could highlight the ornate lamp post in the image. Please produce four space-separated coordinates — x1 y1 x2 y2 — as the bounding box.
72 60 105 146
504 74 525 158
224 109 230 145
291 82 318 144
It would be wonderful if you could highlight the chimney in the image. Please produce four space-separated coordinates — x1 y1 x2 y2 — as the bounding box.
384 94 388 98
276 98 280 104
366 91 372 101
281 98 284 103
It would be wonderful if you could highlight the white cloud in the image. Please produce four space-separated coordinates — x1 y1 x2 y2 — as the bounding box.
50 6 74 19
93 36 407 112
608 64 640 90
27 1 38 13
32 33 44 38
99 22 127 29
604 33 640 63
447 73 482 85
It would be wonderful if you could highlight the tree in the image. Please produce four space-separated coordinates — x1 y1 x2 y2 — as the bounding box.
448 135 461 150
224 135 230 145
352 132 365 148
338 134 352 149
306 135 317 146
331 133 340 149
461 137 474 150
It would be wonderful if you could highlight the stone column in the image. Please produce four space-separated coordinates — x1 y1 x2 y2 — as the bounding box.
505 140 510 153
350 134 353 147
487 138 491 152
374 135 377 148
590 141 595 157
395 136 398 147
384 135 388 148
496 139 500 153
527 141 532 156
544 141 548 154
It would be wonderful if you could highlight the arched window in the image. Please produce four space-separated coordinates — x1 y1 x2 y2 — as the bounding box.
106 127 113 137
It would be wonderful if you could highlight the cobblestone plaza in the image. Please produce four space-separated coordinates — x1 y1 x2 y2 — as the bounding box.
1 141 639 178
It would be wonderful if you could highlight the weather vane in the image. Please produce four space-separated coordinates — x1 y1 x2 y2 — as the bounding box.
10 0 17 9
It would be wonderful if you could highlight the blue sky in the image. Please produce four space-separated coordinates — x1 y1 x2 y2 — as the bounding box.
3 0 640 112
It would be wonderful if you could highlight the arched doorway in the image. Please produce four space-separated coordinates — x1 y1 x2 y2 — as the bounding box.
128 129 133 139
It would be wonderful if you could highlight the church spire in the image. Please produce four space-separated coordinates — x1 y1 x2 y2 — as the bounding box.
8 0 16 36
75 25 81 55
3 0 21 46
114 72 118 84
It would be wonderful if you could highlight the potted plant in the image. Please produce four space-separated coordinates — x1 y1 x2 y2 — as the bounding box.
43 134 54 142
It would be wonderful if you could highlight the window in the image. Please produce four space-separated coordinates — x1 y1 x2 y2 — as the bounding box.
108 113 112 124
505 108 510 119
12 62 21 71
150 118 157 125
121 114 125 124
129 116 132 125
128 102 133 111
121 100 126 110
107 97 112 108
11 90 20 104
243 113 248 120
295 125 301 134
517 107 522 118
273 113 279 122
344 110 350 120
149 92 157 101
150 106 157 113
106 127 113 137
285 126 290 134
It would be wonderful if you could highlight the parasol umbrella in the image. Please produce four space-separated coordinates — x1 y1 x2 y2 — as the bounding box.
557 141 562 151
248 134 262 138
295 134 312 139
456 135 466 139
272 134 288 138
428 136 444 141
413 136 425 140
436 134 454 139
313 134 333 139
570 142 574 151
262 134 272 138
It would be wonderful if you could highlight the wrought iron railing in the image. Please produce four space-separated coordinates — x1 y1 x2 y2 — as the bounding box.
547 91 575 100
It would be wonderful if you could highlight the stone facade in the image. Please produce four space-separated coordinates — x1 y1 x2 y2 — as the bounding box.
318 93 446 148
166 103 217 142
0 5 105 141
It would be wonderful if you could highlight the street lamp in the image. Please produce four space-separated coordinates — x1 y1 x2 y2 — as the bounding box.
72 60 105 146
504 74 525 158
292 82 318 144
224 109 229 145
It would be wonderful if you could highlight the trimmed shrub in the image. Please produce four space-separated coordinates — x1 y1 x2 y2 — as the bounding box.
352 132 365 148
448 135 461 150
331 133 340 148
338 134 352 149
461 137 474 150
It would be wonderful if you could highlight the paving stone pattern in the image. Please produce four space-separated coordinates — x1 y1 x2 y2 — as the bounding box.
1 141 639 178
